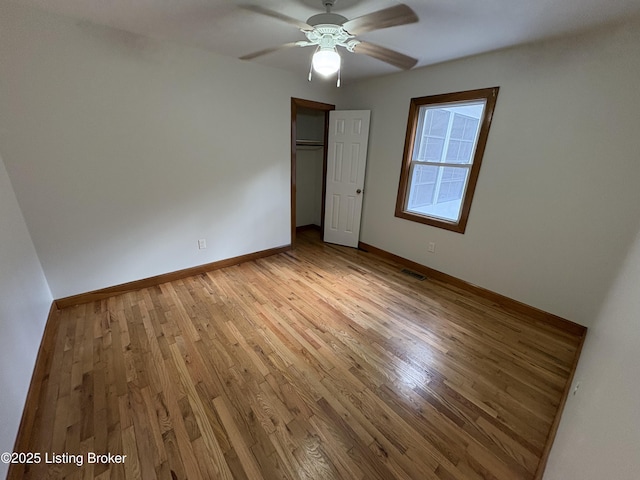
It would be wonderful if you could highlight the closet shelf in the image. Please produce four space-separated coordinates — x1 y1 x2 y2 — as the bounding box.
296 139 324 147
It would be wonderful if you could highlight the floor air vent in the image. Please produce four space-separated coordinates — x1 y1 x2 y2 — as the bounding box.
400 268 426 281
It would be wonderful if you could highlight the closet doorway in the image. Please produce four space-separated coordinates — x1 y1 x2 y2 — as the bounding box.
290 98 335 244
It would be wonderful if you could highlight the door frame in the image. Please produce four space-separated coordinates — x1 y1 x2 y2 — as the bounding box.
290 97 335 244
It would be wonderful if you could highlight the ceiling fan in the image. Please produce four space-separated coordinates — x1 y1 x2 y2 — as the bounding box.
239 1 419 85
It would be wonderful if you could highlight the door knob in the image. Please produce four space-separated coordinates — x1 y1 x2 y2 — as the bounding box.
356 189 362 194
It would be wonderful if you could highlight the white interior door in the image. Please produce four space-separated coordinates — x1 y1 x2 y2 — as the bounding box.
323 110 371 247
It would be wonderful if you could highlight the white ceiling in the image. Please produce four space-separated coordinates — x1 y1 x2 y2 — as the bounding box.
10 0 640 84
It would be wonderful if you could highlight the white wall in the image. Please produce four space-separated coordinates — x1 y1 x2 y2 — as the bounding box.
295 147 324 227
543 225 640 479
339 18 640 327
0 2 334 299
0 155 52 479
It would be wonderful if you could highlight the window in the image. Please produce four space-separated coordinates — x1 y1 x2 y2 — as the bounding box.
395 87 499 233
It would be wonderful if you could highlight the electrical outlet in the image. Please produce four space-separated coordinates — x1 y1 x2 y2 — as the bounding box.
198 239 207 250
428 242 436 253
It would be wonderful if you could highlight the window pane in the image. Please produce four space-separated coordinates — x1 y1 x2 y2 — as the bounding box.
429 109 450 136
406 165 470 222
451 115 466 138
437 167 467 203
462 118 478 141
413 102 485 164
407 164 437 209
448 113 480 164
445 140 461 162
414 109 450 162
458 141 473 163
423 137 444 161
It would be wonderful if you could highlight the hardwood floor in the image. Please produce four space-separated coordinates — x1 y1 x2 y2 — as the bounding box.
11 230 584 480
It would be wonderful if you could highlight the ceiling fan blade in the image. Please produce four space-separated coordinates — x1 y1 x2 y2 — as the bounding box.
342 4 418 35
241 5 312 31
354 41 418 70
239 42 300 61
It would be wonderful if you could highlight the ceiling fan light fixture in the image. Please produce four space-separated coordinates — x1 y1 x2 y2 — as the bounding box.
312 47 341 76
241 1 420 85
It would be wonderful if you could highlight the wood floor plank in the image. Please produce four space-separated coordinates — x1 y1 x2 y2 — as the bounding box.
11 229 584 479
169 342 234 480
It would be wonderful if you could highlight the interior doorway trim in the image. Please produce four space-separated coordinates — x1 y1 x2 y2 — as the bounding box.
290 97 335 244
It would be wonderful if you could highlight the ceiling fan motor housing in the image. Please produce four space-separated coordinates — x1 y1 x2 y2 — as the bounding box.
307 12 348 26
297 25 360 52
